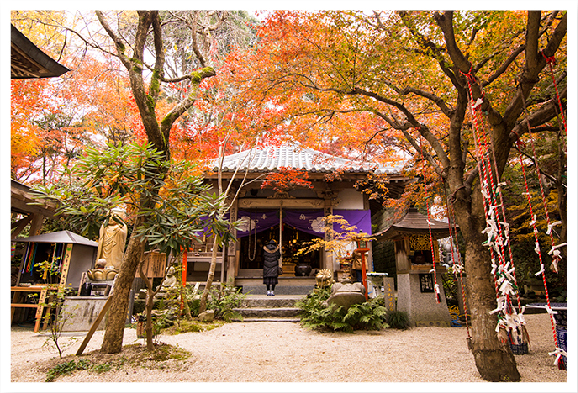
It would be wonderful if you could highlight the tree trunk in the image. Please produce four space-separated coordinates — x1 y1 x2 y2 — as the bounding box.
453 182 521 381
144 287 154 350
198 235 220 313
464 238 520 381
101 230 146 354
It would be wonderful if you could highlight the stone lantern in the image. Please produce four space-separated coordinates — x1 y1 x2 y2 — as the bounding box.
375 207 454 327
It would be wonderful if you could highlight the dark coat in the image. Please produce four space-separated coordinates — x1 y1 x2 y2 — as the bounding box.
262 242 281 277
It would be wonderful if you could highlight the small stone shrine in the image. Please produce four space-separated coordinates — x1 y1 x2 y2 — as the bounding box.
375 207 453 326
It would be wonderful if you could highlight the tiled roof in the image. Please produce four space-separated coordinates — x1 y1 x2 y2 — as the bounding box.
374 207 453 239
210 144 402 175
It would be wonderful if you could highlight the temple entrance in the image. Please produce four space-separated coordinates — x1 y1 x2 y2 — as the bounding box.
239 224 321 276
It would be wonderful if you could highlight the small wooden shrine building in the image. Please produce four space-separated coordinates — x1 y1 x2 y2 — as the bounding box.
375 206 453 326
187 144 407 294
11 231 98 332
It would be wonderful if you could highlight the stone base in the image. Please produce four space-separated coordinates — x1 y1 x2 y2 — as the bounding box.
397 273 451 327
60 296 109 332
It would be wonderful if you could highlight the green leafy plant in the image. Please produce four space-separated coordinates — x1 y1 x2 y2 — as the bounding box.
45 359 90 382
297 287 389 332
207 284 246 322
40 286 78 358
91 362 112 374
385 310 410 330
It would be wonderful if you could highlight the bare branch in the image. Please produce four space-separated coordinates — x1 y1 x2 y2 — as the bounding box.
398 86 455 117
483 44 526 87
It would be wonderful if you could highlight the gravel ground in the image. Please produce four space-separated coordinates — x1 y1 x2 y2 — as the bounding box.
6 312 573 392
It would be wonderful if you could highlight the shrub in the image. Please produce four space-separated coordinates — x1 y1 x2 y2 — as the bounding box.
385 310 410 329
45 359 90 382
297 287 388 332
208 284 246 322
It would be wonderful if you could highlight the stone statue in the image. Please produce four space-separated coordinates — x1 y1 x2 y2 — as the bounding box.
87 207 128 281
152 266 178 299
157 266 178 291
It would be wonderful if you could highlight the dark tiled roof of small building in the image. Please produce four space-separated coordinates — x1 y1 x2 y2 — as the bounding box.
211 144 402 175
374 207 453 239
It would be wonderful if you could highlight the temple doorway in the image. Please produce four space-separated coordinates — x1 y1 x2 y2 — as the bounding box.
239 224 321 275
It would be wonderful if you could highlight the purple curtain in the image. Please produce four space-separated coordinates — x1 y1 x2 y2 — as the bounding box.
333 209 372 235
236 210 280 238
235 209 371 238
283 210 325 237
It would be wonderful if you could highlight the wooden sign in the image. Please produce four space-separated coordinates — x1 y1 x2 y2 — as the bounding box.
58 243 73 288
383 276 396 312
419 274 435 293
139 251 166 278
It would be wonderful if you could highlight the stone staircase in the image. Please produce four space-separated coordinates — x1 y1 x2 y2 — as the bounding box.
233 295 305 322
235 276 315 295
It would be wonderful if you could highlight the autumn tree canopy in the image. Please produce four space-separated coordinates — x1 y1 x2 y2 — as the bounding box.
224 10 567 381
10 9 568 381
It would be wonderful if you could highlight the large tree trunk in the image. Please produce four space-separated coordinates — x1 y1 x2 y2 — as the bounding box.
464 239 520 381
453 181 521 381
101 221 146 354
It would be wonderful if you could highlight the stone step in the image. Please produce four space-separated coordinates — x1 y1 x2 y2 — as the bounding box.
233 317 301 323
240 295 304 308
233 294 304 322
240 285 313 296
234 307 300 318
235 277 316 296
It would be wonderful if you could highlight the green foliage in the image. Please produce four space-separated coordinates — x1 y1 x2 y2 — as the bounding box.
32 142 239 257
45 359 90 382
441 272 458 302
91 363 112 374
208 284 247 322
296 287 389 332
40 286 77 358
44 343 191 381
385 310 410 330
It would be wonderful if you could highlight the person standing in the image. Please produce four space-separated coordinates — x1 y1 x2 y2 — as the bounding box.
263 239 281 296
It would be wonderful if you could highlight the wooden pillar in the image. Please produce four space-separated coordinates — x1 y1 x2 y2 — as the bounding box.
279 203 283 268
229 198 239 283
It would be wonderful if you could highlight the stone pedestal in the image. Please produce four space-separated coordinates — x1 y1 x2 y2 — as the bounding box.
397 270 451 327
60 296 109 332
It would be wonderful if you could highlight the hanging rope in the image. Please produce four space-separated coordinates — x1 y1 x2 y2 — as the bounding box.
443 189 472 339
516 139 563 367
462 67 526 347
462 70 504 302
480 111 523 315
516 93 567 368
519 92 566 274
541 51 567 134
425 197 441 304
415 128 470 330
417 136 441 304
